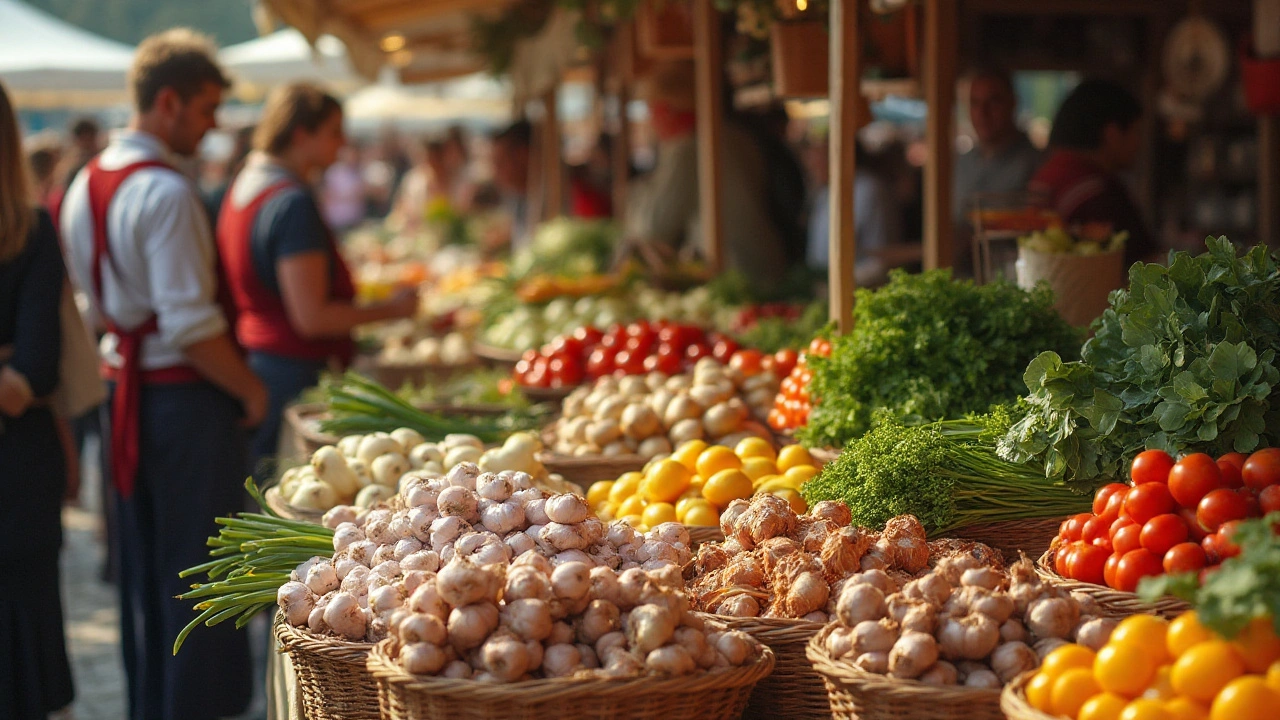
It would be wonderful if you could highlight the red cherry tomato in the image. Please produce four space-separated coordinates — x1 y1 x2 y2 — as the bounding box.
1240 488 1262 518
1054 544 1072 576
684 342 712 363
1242 448 1280 491
573 325 603 347
524 356 551 388
612 349 646 376
1114 549 1164 592
772 349 799 377
1109 515 1136 539
1259 484 1280 515
586 347 615 378
548 356 584 388
1131 449 1176 485
729 349 764 377
1099 490 1128 524
1178 506 1209 541
1163 542 1208 574
1125 482 1176 525
1217 520 1244 558
1140 513 1190 556
808 338 832 357
1218 451 1247 472
1168 453 1223 508
1103 552 1123 588
711 337 739 362
1082 516 1112 546
1202 528 1241 563
1067 543 1110 585
643 351 681 375
550 335 586 360
1112 523 1143 556
1059 513 1091 542
513 358 532 383
1093 483 1130 515
1218 452 1246 489
1197 488 1250 532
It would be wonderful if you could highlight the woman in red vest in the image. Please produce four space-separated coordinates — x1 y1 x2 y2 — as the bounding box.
218 84 418 476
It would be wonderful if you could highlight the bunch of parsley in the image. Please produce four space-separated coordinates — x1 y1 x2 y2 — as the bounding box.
797 270 1080 449
999 238 1280 484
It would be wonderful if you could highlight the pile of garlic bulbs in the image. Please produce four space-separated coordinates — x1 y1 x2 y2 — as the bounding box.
385 554 765 681
378 331 473 367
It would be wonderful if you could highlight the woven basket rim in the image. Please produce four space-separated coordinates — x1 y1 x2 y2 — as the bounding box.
1000 670 1054 719
286 402 342 447
263 485 326 523
471 342 524 364
1035 549 1193 616
275 612 373 663
366 636 776 701
806 625 1002 703
707 614 825 643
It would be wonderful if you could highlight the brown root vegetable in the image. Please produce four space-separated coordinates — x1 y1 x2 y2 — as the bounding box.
693 544 730 574
775 571 829 618
810 500 852 528
880 516 929 573
716 594 761 617
733 494 798 547
756 537 803 574
820 528 871 582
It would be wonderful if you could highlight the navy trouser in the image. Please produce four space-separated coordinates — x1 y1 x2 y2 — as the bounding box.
108 381 253 720
247 351 326 480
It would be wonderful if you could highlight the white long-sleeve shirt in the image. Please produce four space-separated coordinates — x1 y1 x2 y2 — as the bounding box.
61 129 227 371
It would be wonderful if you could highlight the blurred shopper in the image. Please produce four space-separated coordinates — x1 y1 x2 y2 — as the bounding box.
491 120 534 251
390 134 475 232
27 143 62 210
61 29 266 720
804 134 902 287
569 134 613 218
218 83 418 478
322 144 367 231
201 124 255 228
0 80 75 720
1030 79 1156 264
953 68 1043 273
62 117 103 188
625 60 787 293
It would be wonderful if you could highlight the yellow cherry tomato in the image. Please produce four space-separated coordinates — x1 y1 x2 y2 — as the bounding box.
1080 693 1130 720
1096 642 1160 697
1119 698 1174 720
1143 665 1175 701
772 488 807 514
641 502 678 528
1267 660 1280 692
1112 616 1172 664
776 444 813 472
1168 612 1215 659
672 440 708 470
702 469 753 507
616 494 648 518
753 473 784 490
1230 617 1280 674
681 503 720 527
1051 667 1101 718
1041 644 1098 682
688 475 706 493
696 446 743 478
783 464 819 485
741 457 779 482
1163 697 1209 720
758 476 801 493
641 460 692 503
587 480 614 507
734 436 776 461
609 473 643 504
1026 672 1056 712
642 454 669 475
1170 641 1245 704
619 514 644 529
675 496 709 520
1209 675 1280 720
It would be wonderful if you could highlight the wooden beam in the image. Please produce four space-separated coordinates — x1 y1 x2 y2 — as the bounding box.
923 0 957 271
542 88 563 221
828 0 858 333
693 0 725 272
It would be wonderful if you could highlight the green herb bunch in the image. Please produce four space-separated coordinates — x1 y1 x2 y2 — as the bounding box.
801 407 1093 535
1140 514 1280 638
1000 238 1280 484
797 270 1079 449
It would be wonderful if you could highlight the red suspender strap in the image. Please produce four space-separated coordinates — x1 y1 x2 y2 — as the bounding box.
84 158 198 499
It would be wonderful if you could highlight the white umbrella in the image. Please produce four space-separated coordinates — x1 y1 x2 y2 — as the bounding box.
0 0 134 108
219 29 364 99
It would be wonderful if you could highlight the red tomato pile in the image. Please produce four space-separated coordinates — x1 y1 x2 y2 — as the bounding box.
513 321 743 389
768 337 831 432
1053 448 1280 592
730 303 805 333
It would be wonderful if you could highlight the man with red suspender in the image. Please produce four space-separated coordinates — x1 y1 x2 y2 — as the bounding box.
60 30 267 720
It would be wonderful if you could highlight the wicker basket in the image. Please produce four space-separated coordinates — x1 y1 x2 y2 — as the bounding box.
351 354 482 390
1000 671 1055 720
472 342 523 367
263 485 326 524
274 614 378 720
950 516 1065 562
1035 550 1192 618
521 385 575 404
711 616 828 720
285 403 342 456
807 625 1004 720
536 452 649 489
686 525 726 547
366 636 775 720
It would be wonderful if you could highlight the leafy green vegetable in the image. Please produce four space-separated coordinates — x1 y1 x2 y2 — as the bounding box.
509 218 619 279
797 270 1080 449
733 303 830 354
1000 238 1280 483
801 408 1093 534
1140 514 1280 638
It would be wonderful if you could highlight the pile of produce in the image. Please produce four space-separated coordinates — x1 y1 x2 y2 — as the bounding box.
278 429 569 513
547 360 777 460
768 338 831 433
1000 238 1280 484
1018 227 1128 256
592 439 820 530
798 269 1079 450
317 373 542 442
509 218 618 280
512 321 746 389
383 555 766 681
376 330 474 368
801 411 1093 535
820 553 1114 688
1050 448 1280 592
728 302 826 355
398 368 533 410
684 494 1004 622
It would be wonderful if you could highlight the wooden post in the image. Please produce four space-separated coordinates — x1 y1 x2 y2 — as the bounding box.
693 0 725 271
828 0 859 333
613 23 634 223
1257 0 1280 247
542 87 562 221
923 0 957 270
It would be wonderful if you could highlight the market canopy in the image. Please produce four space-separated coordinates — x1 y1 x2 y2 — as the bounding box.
218 28 365 100
0 0 135 108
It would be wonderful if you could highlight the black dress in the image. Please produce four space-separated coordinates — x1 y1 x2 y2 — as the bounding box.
0 209 74 718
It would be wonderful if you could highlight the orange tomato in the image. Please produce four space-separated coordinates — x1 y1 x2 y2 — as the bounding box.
1167 612 1215 659
1095 641 1160 697
1230 617 1280 673
1051 668 1102 718
1170 641 1245 704
729 349 763 376
1208 676 1280 720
